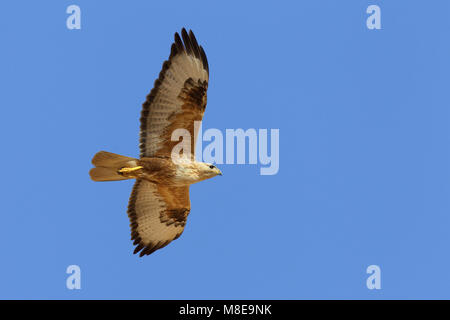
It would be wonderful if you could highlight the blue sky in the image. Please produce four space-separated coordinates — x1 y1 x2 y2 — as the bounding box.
1 0 449 299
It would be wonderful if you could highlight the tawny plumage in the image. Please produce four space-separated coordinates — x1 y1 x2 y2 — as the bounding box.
89 29 221 257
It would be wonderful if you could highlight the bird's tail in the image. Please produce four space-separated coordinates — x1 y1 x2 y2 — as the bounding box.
89 151 140 182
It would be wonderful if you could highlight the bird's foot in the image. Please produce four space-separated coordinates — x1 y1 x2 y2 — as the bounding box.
118 166 143 176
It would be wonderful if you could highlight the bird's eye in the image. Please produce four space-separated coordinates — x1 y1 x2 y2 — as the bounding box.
209 165 215 169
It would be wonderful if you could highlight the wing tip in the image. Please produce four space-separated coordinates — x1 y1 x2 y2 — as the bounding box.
132 239 173 257
135 242 159 257
172 27 209 75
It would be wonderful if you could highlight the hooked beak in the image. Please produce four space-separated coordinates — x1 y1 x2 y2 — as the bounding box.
216 168 223 176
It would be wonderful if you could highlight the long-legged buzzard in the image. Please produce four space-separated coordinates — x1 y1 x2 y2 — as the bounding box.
89 29 221 257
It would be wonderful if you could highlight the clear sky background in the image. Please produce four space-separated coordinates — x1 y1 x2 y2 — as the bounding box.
1 0 449 299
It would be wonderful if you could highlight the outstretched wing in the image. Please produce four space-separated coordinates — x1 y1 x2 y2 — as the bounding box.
139 28 209 159
127 179 191 257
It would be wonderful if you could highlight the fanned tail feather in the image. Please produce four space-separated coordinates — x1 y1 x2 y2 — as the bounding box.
90 151 138 181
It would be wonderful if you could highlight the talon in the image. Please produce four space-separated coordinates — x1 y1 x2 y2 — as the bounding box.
118 166 143 175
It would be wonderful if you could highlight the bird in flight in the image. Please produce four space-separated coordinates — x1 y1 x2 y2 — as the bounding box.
89 28 221 257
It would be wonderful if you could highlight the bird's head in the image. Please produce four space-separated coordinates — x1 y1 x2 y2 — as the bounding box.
197 162 222 179
174 160 222 184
